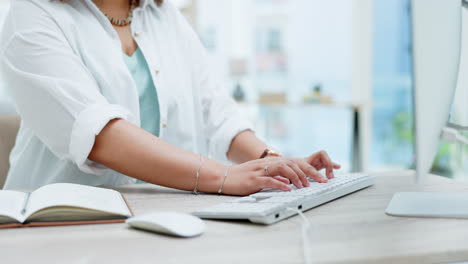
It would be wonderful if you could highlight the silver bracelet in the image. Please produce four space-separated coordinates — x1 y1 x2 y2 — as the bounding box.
193 154 204 195
218 165 232 194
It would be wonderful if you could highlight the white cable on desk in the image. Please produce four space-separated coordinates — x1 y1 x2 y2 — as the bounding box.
287 208 312 264
442 127 468 145
441 127 468 173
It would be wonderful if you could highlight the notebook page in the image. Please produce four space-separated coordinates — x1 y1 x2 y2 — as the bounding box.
0 190 27 223
26 183 132 219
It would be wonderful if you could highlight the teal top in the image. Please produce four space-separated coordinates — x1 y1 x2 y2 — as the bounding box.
123 48 160 137
123 48 160 184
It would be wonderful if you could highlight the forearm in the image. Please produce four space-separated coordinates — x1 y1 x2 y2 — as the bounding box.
227 130 268 164
89 119 224 192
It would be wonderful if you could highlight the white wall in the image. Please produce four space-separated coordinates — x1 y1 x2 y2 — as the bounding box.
196 0 353 102
452 7 468 126
289 0 352 102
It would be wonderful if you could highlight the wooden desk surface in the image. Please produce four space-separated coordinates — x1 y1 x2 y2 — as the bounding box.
2 170 468 264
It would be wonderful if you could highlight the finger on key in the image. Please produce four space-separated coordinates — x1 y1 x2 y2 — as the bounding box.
275 162 303 188
272 175 291 184
297 158 326 183
260 177 291 191
290 161 309 187
316 151 334 179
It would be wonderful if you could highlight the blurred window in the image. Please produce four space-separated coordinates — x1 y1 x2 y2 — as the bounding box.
196 0 354 169
371 0 413 170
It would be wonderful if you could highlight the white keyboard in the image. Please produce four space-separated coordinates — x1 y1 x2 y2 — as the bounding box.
193 173 375 224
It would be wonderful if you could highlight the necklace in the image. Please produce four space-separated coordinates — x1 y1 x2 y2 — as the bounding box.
100 0 137 27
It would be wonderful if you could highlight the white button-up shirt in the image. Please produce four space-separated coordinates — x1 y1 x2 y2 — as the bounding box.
1 0 251 189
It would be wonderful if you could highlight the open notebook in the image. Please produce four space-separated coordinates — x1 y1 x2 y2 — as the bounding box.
0 183 133 229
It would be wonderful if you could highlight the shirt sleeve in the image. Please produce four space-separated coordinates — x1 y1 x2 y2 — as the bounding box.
199 58 254 162
0 7 136 175
167 3 254 162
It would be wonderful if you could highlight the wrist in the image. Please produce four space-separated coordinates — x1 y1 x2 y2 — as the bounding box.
259 148 282 159
198 160 226 193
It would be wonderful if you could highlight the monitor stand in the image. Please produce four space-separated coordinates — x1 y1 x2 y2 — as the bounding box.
386 192 468 218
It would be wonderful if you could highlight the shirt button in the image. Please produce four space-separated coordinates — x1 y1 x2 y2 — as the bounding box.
162 123 167 128
133 32 140 37
155 69 160 75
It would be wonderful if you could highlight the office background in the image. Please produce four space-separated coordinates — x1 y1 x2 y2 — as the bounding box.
0 0 467 179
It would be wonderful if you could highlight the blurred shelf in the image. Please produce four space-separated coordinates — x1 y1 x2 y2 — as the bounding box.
236 101 365 110
236 100 365 172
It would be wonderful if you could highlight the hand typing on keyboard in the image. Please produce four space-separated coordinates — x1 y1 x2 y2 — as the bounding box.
220 151 341 196
194 172 375 224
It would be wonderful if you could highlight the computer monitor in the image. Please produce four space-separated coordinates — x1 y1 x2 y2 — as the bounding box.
385 0 468 218
412 0 462 182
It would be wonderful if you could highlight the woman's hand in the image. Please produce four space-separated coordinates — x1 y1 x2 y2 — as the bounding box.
222 151 341 196
291 150 342 183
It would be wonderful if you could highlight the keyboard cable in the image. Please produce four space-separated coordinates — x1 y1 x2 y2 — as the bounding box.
287 207 312 264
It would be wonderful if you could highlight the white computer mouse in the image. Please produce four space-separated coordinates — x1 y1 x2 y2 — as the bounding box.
126 212 206 238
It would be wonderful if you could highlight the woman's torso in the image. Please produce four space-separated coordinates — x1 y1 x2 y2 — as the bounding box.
2 0 207 189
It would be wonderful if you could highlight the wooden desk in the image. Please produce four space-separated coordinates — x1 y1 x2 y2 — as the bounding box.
2 170 468 264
